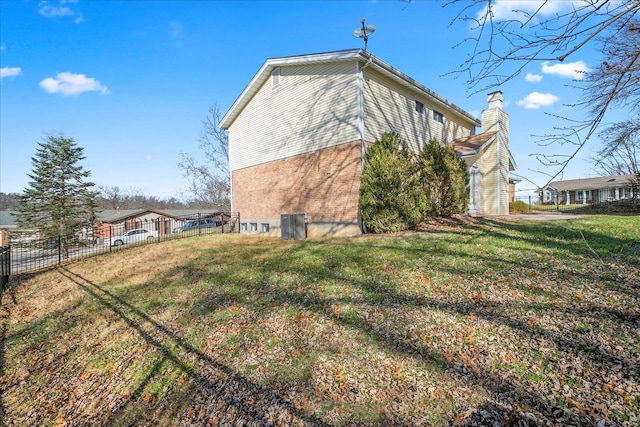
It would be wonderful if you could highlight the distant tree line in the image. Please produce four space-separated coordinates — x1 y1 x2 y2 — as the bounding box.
0 189 222 212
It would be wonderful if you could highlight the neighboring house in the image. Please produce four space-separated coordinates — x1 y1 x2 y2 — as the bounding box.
95 209 227 240
0 211 18 246
540 175 636 205
220 49 516 237
540 174 637 205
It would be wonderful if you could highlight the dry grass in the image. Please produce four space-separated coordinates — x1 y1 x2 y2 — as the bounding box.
1 215 639 426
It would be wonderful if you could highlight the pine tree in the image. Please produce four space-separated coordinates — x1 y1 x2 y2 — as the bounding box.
418 139 469 217
16 134 99 258
359 132 427 233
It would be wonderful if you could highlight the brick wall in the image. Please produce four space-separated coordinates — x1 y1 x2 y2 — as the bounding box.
232 140 363 232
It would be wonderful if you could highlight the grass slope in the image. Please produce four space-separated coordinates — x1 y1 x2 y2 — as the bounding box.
1 215 639 426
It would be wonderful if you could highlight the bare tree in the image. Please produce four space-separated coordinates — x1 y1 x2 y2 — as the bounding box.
178 103 230 209
443 0 640 183
97 185 160 210
591 120 640 175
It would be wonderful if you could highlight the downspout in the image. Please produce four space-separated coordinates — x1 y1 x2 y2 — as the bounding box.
357 57 372 233
496 111 502 215
357 57 372 170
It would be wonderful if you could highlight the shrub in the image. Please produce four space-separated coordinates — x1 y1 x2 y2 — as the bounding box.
418 139 469 217
359 132 427 233
509 200 530 213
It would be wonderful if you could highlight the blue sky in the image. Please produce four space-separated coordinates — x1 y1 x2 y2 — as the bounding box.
1 0 613 200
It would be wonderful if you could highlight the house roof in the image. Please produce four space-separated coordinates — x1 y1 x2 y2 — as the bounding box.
97 209 226 224
0 210 18 228
450 131 497 156
220 49 481 130
545 174 636 192
450 131 517 171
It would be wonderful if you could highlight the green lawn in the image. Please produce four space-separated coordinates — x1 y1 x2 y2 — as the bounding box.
2 215 639 426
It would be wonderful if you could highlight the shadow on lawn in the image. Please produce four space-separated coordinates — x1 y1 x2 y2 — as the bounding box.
167 234 636 424
49 218 638 425
57 268 332 426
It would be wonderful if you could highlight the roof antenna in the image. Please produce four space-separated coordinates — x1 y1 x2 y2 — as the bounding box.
352 18 376 51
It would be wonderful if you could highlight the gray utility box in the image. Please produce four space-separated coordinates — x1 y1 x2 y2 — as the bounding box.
281 213 307 239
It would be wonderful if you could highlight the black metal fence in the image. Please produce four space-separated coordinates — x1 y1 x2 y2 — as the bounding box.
1 245 9 299
4 212 239 277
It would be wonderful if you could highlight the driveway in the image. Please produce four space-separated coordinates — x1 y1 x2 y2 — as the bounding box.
496 212 584 221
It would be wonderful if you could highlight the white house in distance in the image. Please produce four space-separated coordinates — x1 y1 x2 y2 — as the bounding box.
220 49 516 237
540 174 637 205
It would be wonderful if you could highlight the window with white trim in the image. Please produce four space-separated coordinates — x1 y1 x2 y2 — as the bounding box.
433 110 444 124
271 67 280 87
415 100 425 115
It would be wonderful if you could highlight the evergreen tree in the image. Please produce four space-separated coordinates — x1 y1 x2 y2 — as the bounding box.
17 134 99 258
418 139 469 217
359 132 427 233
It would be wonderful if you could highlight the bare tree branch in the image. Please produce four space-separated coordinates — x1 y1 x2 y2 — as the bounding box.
178 103 230 208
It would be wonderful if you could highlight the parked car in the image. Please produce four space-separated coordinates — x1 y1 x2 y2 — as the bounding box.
104 229 158 246
177 218 217 233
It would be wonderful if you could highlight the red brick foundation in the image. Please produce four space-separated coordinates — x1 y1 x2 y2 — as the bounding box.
232 141 363 234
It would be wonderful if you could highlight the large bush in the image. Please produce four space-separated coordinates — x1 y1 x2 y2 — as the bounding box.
359 132 427 233
418 139 469 217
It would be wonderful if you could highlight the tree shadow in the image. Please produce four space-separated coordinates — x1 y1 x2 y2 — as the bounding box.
57 267 331 426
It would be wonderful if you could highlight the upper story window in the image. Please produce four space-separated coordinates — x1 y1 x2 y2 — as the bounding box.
271 67 281 87
433 110 444 124
415 100 425 115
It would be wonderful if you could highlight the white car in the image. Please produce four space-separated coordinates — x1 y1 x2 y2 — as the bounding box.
105 229 158 246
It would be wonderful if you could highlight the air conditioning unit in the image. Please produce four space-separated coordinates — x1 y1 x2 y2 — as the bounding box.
281 213 307 239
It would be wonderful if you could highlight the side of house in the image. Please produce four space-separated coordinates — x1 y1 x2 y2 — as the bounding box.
222 49 515 237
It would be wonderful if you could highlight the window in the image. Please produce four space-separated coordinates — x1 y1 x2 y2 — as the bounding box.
261 223 270 233
271 67 280 87
240 223 247 231
250 223 257 232
415 100 425 115
433 110 444 124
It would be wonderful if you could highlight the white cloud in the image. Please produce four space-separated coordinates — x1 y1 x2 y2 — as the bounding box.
479 0 580 22
1 67 22 80
38 0 83 23
39 72 110 96
39 4 74 18
516 92 559 109
541 61 590 80
525 73 543 83
169 21 183 39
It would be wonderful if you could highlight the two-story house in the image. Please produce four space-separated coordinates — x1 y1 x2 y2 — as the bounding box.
220 49 515 237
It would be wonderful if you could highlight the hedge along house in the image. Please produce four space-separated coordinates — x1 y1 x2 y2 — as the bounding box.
220 49 516 237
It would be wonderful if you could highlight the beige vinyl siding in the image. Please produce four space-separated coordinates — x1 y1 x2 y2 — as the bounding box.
228 62 359 171
498 134 510 215
362 69 474 152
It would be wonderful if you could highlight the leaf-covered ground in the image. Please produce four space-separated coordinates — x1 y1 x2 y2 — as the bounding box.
1 215 639 426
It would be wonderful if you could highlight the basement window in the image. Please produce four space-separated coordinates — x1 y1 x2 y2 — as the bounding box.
433 110 444 124
250 223 258 232
240 223 247 231
272 67 280 87
415 100 425 115
261 223 270 233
